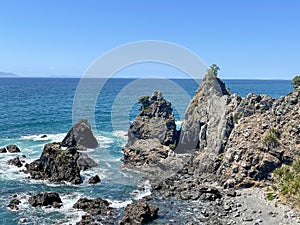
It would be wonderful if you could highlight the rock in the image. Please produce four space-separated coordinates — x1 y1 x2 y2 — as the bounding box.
25 142 96 184
40 135 47 138
122 90 182 173
127 90 178 146
119 201 159 225
0 147 7 153
28 192 62 208
73 198 112 215
77 152 98 171
7 157 23 167
61 118 98 149
6 145 21 153
7 198 21 210
88 175 101 184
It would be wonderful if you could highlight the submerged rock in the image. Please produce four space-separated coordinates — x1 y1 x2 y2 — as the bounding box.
28 192 62 208
61 118 98 149
7 198 21 210
25 142 97 184
118 201 159 225
7 157 22 167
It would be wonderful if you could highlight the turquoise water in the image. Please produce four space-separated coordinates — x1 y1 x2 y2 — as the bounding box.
0 78 293 224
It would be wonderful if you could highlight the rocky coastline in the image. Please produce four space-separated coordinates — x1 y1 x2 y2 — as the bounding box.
3 70 300 224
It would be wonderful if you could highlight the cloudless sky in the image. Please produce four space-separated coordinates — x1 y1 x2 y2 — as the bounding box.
0 0 299 79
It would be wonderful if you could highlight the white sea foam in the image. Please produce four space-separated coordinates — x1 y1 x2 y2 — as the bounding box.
97 135 114 149
109 199 133 208
133 180 152 200
20 133 67 142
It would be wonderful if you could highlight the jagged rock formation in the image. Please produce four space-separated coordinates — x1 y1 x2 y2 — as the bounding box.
61 118 98 149
28 192 63 208
127 90 178 146
118 201 159 225
177 72 240 173
218 89 300 188
155 72 300 193
24 142 97 184
122 90 181 172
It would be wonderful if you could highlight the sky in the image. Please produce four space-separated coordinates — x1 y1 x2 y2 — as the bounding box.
0 0 299 79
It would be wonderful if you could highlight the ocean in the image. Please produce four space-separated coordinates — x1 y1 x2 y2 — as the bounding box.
0 78 293 224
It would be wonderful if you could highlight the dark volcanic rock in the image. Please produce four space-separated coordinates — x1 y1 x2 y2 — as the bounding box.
28 192 62 208
77 153 98 171
61 118 98 149
73 198 112 215
122 90 182 173
88 175 101 184
119 201 158 225
127 90 178 146
6 145 21 153
7 157 23 167
0 147 7 153
7 198 21 210
25 142 96 184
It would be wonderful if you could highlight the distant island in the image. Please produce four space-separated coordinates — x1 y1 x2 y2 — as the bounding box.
0 72 20 77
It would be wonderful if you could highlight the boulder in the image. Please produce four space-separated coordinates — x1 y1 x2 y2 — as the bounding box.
61 118 98 149
73 198 112 215
25 142 96 184
7 157 23 167
28 192 62 208
0 147 7 153
88 175 101 184
6 145 21 153
118 201 158 225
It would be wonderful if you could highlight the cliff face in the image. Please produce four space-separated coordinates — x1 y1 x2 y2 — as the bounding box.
177 72 240 173
218 89 300 188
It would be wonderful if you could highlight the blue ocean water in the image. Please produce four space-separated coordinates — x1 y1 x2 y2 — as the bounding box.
0 78 293 224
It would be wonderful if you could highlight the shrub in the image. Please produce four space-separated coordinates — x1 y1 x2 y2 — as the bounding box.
169 144 176 150
138 96 150 111
273 158 300 207
262 128 280 150
292 75 300 90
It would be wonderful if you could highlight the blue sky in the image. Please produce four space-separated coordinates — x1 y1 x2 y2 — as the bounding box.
0 0 299 79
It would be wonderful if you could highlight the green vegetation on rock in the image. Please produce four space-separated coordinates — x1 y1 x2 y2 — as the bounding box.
262 128 280 150
138 96 150 111
291 75 300 90
273 158 300 207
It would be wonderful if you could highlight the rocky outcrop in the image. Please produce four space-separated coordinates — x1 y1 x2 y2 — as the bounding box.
127 90 178 146
177 72 240 174
28 192 62 208
73 198 112 215
7 157 23 167
61 118 98 149
25 142 97 184
217 89 300 188
122 90 181 172
1 145 21 153
118 201 159 225
88 175 101 184
152 73 300 194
